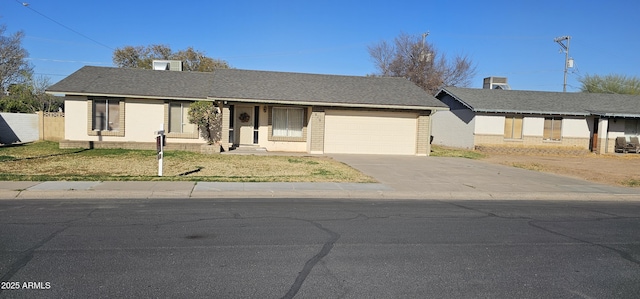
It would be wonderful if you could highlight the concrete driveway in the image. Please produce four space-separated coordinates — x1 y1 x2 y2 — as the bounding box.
329 155 640 196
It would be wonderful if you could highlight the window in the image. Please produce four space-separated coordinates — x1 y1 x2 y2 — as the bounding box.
272 107 303 137
169 102 195 134
625 119 639 137
504 116 523 139
93 98 120 131
543 117 562 141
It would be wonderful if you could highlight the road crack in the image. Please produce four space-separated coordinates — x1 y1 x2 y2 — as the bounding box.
528 220 640 267
282 220 340 299
0 226 68 294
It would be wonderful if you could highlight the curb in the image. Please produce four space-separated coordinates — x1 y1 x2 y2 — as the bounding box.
2 189 639 201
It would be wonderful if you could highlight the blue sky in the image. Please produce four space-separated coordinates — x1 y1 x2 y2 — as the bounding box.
2 0 639 92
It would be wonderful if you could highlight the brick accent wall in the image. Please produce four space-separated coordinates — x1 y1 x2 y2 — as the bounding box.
475 134 589 149
416 113 431 156
59 140 203 152
474 133 591 155
309 110 325 154
476 145 591 155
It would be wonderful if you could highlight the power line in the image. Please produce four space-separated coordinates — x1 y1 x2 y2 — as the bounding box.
26 57 110 65
16 1 113 51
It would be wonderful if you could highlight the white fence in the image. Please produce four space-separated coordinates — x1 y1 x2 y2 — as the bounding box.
0 112 39 144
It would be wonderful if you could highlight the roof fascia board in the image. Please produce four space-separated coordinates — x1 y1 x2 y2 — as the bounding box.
437 88 475 111
45 91 210 101
209 97 449 111
590 112 640 118
475 109 589 116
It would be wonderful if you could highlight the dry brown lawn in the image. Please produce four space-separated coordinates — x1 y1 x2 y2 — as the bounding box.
481 152 640 187
0 142 374 182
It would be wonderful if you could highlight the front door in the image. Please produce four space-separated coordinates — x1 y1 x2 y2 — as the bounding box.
235 106 255 145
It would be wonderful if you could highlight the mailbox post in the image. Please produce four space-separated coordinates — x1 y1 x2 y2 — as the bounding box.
154 129 165 176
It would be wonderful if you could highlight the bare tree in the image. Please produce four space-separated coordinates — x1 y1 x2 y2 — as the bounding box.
112 44 229 72
0 24 33 93
368 32 476 94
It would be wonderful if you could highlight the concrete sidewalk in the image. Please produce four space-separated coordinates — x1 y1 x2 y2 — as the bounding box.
1 156 639 200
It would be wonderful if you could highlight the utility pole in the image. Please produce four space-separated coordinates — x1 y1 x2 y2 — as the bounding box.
554 35 573 92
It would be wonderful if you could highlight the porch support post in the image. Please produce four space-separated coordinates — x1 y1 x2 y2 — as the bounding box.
309 108 325 154
597 118 609 154
415 111 432 156
220 105 230 152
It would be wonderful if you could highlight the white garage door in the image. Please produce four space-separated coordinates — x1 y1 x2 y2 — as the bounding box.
324 110 417 155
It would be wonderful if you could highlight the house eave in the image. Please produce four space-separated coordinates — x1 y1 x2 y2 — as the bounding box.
475 109 589 116
45 91 210 102
590 112 640 118
209 97 449 111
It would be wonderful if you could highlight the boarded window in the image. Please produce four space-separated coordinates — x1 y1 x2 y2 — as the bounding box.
504 116 523 139
543 117 562 141
169 102 195 134
93 98 120 131
272 107 303 137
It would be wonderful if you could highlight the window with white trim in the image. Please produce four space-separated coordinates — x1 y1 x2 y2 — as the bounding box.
92 98 120 131
169 102 195 134
272 107 303 137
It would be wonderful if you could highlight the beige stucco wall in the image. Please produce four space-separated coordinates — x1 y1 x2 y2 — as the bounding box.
65 96 205 144
258 106 309 152
65 96 89 141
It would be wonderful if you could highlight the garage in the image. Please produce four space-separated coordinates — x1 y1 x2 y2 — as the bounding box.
324 110 418 155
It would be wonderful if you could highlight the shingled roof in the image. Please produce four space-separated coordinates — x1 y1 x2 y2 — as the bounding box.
46 66 215 100
438 87 640 118
209 69 445 109
47 66 446 110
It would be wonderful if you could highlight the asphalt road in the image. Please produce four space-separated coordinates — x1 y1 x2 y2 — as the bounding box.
1 198 639 298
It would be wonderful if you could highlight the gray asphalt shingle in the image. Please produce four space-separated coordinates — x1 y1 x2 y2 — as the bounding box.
210 69 445 108
47 66 215 100
439 87 640 117
47 66 445 109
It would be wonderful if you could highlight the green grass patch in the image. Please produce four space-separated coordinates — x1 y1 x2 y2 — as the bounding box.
511 162 546 171
621 179 640 187
0 155 15 162
430 145 485 159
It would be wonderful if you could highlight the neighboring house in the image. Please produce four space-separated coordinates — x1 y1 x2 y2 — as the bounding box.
46 66 447 156
432 85 640 154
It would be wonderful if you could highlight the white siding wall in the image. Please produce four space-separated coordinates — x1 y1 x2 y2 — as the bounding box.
562 117 590 138
0 112 39 144
523 117 543 136
607 119 626 139
475 115 505 135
